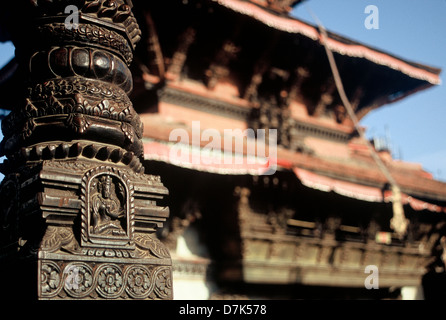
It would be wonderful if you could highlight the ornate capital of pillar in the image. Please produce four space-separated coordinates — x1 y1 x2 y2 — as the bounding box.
0 0 172 300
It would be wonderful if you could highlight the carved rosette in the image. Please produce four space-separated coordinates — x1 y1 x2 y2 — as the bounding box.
0 0 172 300
125 265 153 299
38 261 173 300
63 262 95 298
96 264 124 298
40 262 63 298
154 267 173 299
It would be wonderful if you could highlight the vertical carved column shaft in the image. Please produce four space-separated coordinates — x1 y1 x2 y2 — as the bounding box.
0 0 172 300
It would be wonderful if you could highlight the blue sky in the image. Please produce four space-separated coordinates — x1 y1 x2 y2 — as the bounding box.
0 1 445 181
292 0 446 181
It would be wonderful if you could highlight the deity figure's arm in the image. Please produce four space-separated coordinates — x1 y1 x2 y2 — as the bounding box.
91 195 101 230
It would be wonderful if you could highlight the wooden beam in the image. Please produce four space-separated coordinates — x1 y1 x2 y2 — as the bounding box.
312 80 335 117
145 10 165 81
205 39 240 90
166 27 196 80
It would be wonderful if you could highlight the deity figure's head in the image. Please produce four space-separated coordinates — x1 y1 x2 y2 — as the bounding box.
99 175 113 199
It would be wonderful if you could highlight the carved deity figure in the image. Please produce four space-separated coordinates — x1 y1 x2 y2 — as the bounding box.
91 175 126 236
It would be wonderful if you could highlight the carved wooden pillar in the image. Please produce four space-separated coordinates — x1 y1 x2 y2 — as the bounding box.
0 0 172 300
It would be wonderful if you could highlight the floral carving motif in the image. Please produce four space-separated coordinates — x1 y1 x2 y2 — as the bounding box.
63 263 95 298
30 79 130 104
97 264 124 298
40 261 172 299
154 267 172 299
3 86 142 152
74 94 132 122
125 265 152 299
40 262 62 298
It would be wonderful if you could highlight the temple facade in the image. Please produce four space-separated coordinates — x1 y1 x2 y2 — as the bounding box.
130 0 446 299
0 0 445 300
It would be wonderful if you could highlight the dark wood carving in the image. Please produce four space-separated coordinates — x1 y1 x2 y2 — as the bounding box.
0 0 172 300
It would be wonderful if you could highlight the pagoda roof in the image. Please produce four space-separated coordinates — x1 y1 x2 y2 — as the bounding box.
119 0 443 127
232 0 306 14
0 0 441 117
213 0 441 85
130 0 446 210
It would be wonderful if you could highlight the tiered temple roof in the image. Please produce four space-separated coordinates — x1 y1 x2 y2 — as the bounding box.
125 0 445 209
